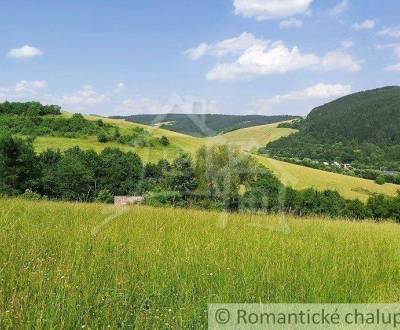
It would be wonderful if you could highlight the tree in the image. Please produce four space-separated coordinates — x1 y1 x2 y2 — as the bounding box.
195 145 257 211
168 153 197 197
0 134 40 195
53 152 94 201
98 148 143 195
241 167 283 212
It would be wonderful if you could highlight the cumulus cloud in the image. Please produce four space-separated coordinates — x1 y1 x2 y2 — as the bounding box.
377 26 400 38
7 45 43 58
0 80 47 101
353 19 375 31
319 51 362 72
187 34 362 81
384 63 400 72
233 0 313 21
206 42 320 81
329 0 349 16
184 32 266 60
251 83 352 113
279 18 303 29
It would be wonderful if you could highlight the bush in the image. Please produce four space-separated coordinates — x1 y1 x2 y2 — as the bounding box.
375 175 386 185
21 189 45 201
159 135 170 146
144 190 182 207
95 189 114 204
97 132 110 143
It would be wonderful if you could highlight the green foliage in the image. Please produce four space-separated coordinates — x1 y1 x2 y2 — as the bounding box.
0 134 40 195
97 132 110 143
116 127 160 147
263 87 400 181
375 175 386 185
159 135 170 146
21 189 45 201
1 134 400 221
95 189 114 204
168 154 197 197
144 190 182 207
0 101 61 116
112 113 300 137
278 118 305 129
195 145 257 211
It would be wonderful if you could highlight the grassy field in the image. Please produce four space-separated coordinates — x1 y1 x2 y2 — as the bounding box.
207 122 295 152
255 155 400 201
34 114 400 199
1 198 400 328
33 136 183 163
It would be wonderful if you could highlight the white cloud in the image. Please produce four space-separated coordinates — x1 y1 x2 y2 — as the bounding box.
190 34 363 81
384 63 400 72
353 19 375 31
0 80 47 101
378 26 400 38
60 83 125 108
61 85 108 106
319 51 362 72
329 0 349 16
341 40 354 49
251 83 352 112
279 18 303 29
184 32 266 60
233 0 313 21
206 42 320 81
7 45 43 58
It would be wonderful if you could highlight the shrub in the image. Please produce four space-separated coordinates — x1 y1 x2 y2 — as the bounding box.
159 135 170 146
21 189 44 201
375 175 386 185
144 190 182 207
97 132 110 143
95 189 114 204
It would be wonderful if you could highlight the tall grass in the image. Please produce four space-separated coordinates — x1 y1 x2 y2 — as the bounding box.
1 199 400 328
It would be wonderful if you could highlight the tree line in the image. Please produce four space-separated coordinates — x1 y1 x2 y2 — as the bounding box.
1 133 400 222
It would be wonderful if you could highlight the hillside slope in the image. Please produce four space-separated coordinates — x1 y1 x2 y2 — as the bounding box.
263 86 400 182
37 114 399 200
208 122 296 152
254 156 400 201
112 113 299 137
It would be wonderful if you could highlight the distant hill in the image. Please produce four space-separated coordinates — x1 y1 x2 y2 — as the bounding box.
262 86 400 183
110 113 299 137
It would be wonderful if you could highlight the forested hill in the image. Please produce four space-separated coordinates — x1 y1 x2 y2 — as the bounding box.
110 113 299 137
303 86 400 145
262 86 400 183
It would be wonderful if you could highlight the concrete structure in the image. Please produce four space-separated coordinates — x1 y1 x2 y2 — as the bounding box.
114 196 144 205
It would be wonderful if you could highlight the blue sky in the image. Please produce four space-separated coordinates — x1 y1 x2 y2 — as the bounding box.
0 0 400 116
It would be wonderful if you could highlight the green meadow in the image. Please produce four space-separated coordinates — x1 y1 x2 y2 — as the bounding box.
1 199 400 328
33 115 400 200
